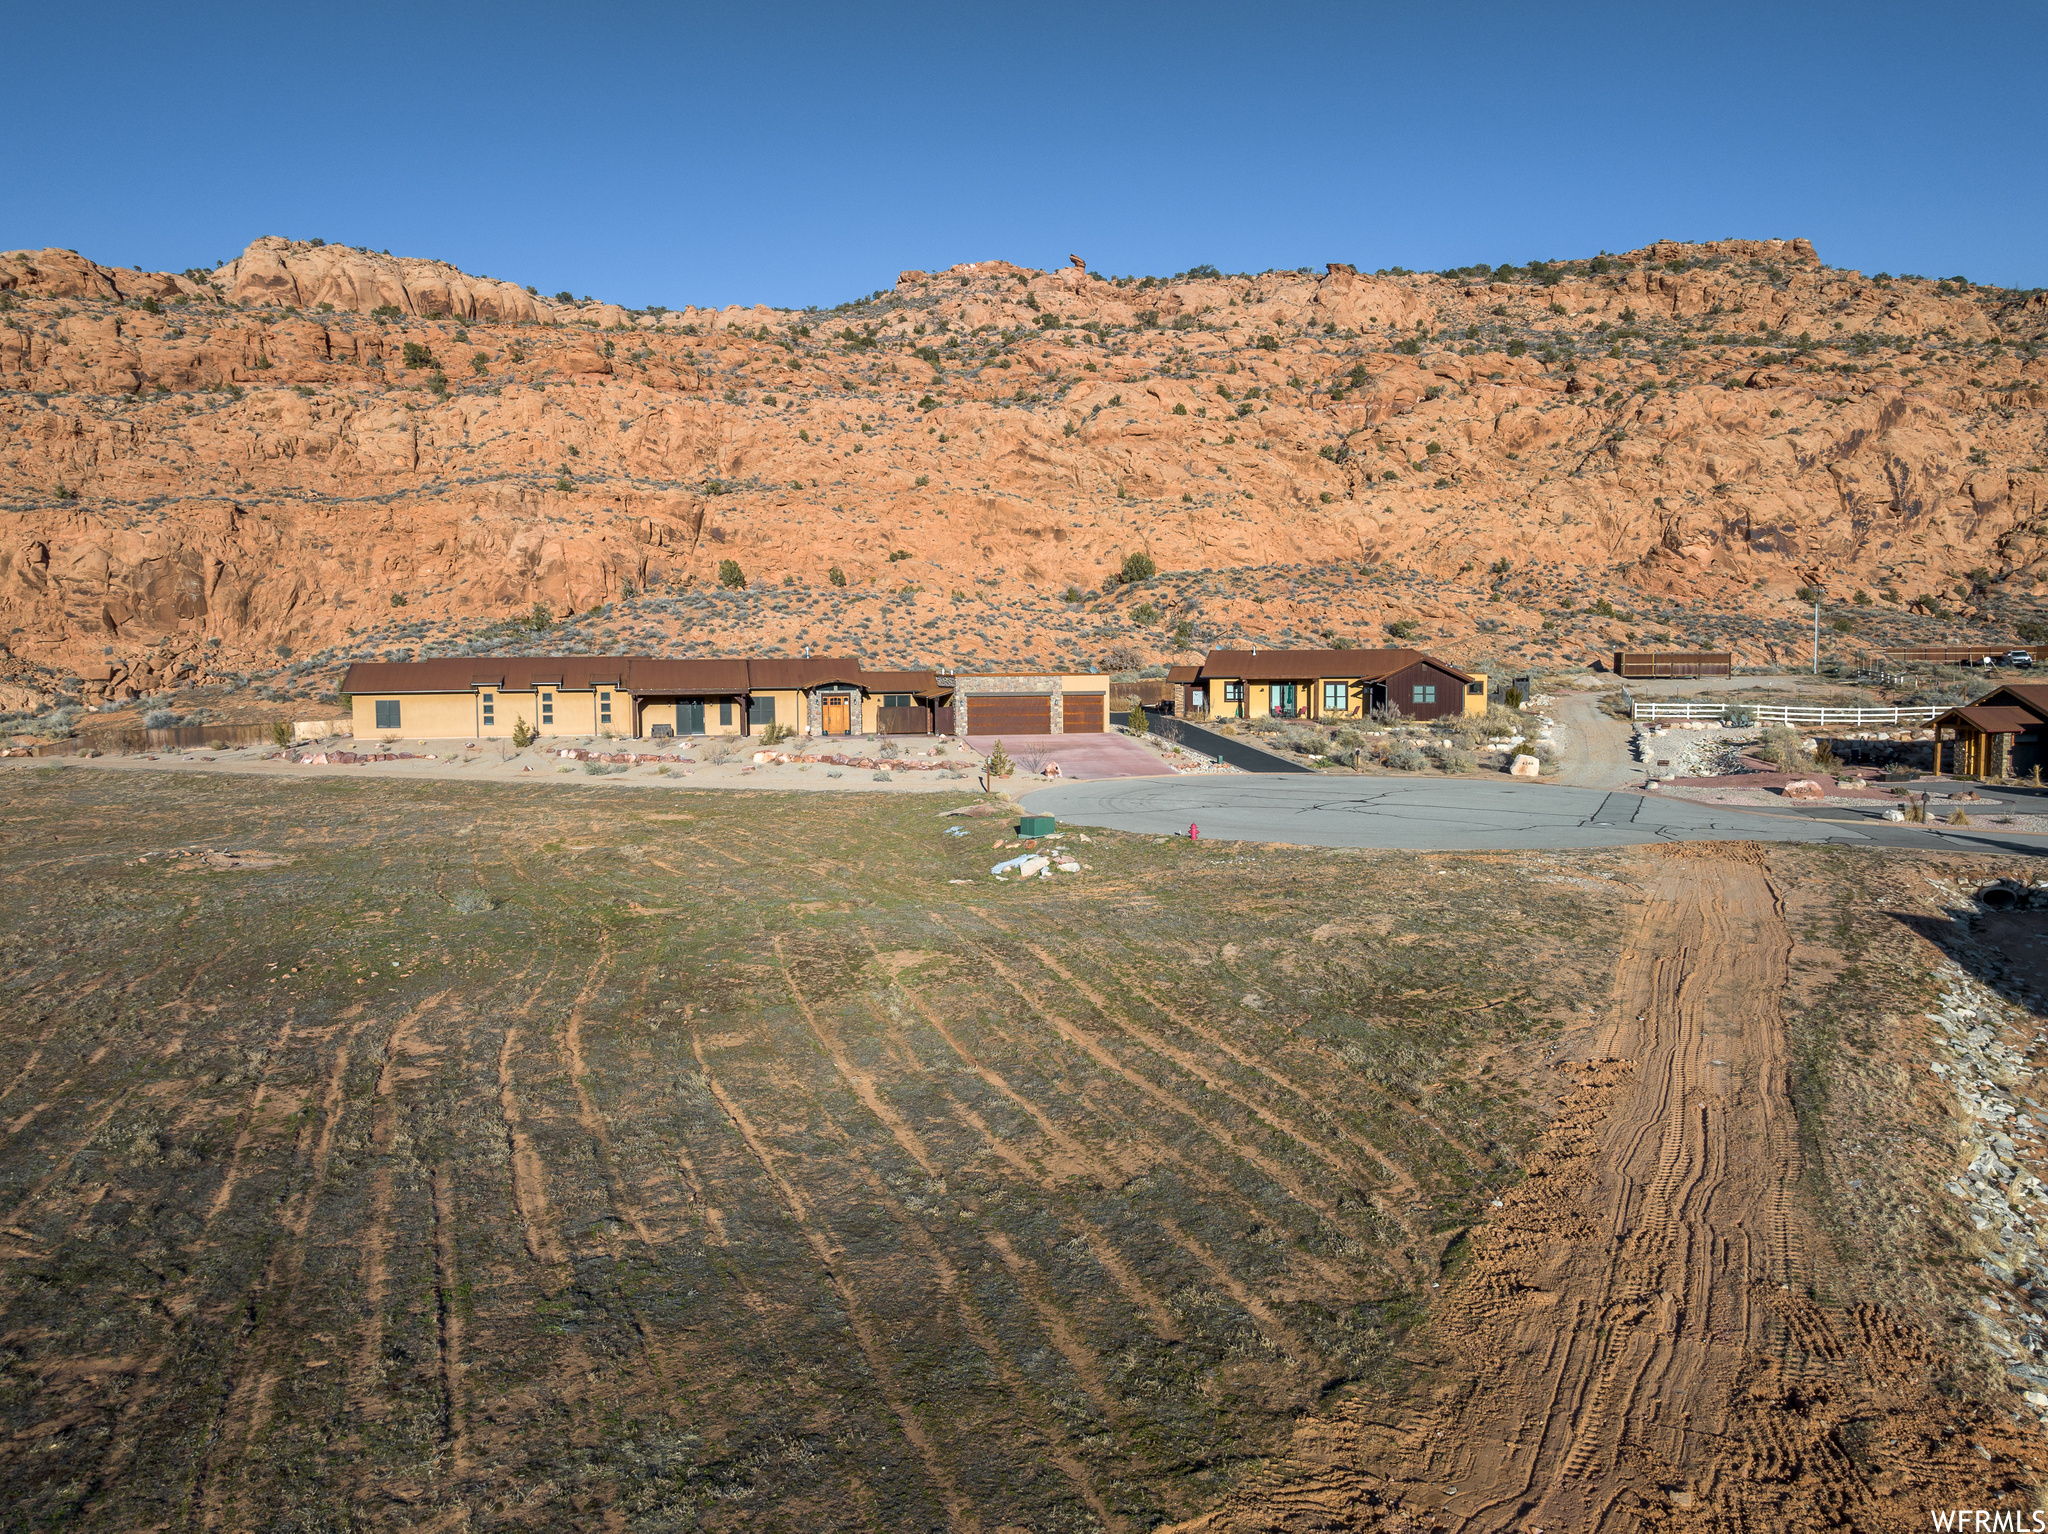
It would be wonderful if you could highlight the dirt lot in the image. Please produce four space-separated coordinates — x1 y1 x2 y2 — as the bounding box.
0 770 2043 1531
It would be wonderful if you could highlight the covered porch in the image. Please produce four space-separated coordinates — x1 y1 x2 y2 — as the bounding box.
1931 705 2037 778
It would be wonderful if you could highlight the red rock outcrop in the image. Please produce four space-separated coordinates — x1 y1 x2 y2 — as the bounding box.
1 234 2043 700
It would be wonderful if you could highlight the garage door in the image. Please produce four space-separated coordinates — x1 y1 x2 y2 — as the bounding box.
1063 693 1105 732
967 694 1051 734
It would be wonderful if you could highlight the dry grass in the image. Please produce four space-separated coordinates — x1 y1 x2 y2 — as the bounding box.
0 771 2028 1529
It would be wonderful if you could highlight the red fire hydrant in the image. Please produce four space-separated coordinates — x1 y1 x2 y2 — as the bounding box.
1190 822 1200 841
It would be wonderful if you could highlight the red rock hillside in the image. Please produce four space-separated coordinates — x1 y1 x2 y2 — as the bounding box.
1 234 2044 710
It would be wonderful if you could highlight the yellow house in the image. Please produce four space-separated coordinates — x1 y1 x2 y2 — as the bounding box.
340 656 957 742
1191 648 1486 722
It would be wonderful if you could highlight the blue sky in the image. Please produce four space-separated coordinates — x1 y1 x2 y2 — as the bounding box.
6 1 2043 309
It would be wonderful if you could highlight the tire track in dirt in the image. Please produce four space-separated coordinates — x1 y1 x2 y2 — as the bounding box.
1089 947 1435 1207
815 1110 1128 1532
999 923 1423 1254
890 957 1341 1357
775 934 941 1178
430 1162 469 1474
557 929 662 1250
689 1030 975 1532
934 913 1379 1256
497 1026 568 1269
940 1096 1186 1342
1183 844 2048 1532
1425 846 1801 1529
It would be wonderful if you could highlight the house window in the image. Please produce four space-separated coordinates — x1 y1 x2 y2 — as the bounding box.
719 699 733 726
748 696 775 725
881 693 913 708
540 691 553 725
1322 682 1349 712
1223 682 1244 702
374 699 401 729
1412 684 1437 705
480 693 495 726
1467 681 1484 696
599 690 612 724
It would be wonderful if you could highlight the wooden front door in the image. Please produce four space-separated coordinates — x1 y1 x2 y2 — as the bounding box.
822 697 852 735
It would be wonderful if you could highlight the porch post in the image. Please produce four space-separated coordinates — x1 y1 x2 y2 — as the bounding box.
738 694 750 738
1934 729 1944 777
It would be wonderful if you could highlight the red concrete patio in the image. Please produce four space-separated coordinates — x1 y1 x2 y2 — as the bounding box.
968 733 1174 782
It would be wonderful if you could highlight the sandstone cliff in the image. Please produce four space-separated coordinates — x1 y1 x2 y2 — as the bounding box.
1 234 2043 708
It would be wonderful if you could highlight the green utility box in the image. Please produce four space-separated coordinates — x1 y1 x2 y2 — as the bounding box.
1017 815 1056 838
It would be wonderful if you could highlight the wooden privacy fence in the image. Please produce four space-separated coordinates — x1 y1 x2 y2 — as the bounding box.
36 718 351 755
1632 700 1947 726
1614 651 1734 679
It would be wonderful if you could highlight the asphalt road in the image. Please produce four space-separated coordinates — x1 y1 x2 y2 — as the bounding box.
1019 775 2048 855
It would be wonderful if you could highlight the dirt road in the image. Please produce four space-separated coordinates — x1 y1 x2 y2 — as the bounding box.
1548 691 1637 790
1191 844 2043 1531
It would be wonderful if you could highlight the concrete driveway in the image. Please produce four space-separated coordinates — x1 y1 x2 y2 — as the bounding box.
1018 775 2048 854
967 733 1170 782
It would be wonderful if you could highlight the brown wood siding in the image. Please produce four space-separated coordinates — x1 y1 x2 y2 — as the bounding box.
1614 651 1734 679
1063 693 1106 732
876 705 930 735
965 694 1052 734
1387 660 1466 720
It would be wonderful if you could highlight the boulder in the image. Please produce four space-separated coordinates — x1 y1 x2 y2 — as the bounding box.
1510 754 1541 778
1780 779 1826 799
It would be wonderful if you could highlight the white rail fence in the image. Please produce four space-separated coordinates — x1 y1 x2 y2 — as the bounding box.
1632 700 1948 727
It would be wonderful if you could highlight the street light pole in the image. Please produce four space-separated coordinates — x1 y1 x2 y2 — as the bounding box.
1813 595 1820 675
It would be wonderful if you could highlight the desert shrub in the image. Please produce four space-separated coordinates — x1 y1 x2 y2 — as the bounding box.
401 341 435 369
718 559 747 589
827 566 847 586
1758 724 1806 770
449 889 496 915
511 716 535 747
1386 744 1429 772
699 739 737 764
271 721 292 747
1430 743 1477 773
143 709 183 729
1332 727 1365 749
1118 551 1157 585
1126 707 1150 738
759 721 795 746
985 740 1015 777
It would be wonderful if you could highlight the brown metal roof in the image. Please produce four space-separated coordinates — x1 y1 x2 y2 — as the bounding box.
1164 665 1201 683
343 655 937 697
343 657 639 695
1979 684 2048 715
1937 704 2043 735
746 656 866 689
1197 647 1474 684
620 658 753 694
859 670 949 697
